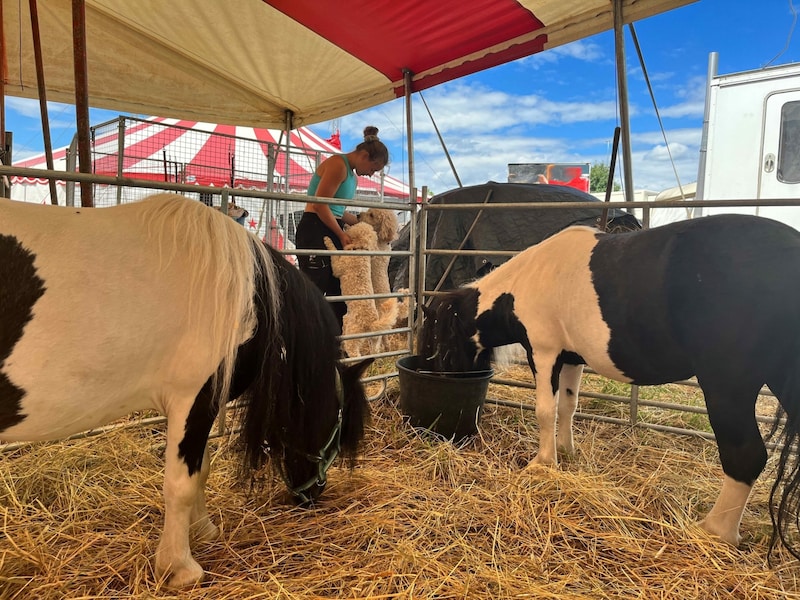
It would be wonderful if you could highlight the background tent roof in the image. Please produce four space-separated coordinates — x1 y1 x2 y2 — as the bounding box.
10 116 409 202
3 0 696 128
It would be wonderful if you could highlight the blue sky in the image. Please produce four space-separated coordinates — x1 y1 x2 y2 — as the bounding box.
6 0 800 195
327 0 800 194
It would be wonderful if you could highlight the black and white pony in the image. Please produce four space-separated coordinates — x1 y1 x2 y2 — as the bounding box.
0 194 372 587
420 214 800 559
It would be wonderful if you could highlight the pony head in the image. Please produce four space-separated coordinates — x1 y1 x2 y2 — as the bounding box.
419 288 486 372
236 243 372 504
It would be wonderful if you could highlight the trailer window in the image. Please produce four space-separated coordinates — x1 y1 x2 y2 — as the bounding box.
779 101 800 183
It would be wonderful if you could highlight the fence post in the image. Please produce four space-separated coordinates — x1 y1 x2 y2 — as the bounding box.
116 117 125 205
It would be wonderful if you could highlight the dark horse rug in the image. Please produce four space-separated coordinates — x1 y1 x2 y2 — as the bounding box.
388 182 640 291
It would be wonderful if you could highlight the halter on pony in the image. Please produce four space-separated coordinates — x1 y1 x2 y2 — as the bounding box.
282 369 346 503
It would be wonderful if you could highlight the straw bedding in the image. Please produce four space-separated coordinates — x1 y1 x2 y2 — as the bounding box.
1 366 799 599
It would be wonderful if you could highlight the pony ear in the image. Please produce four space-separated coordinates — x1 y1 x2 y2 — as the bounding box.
420 303 434 320
341 357 374 380
338 357 374 461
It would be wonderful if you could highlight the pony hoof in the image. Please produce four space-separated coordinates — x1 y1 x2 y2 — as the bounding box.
156 552 206 589
527 454 557 469
161 562 205 589
557 445 578 462
697 518 741 547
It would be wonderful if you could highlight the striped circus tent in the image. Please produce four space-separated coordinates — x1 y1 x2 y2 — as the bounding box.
10 116 409 206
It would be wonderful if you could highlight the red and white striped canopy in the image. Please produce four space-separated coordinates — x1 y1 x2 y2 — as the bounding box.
2 0 696 129
11 117 409 202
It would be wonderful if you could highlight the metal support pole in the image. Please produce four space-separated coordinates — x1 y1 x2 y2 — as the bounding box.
66 134 78 206
613 0 634 202
0 0 7 199
29 0 59 204
695 51 718 211
403 69 416 203
412 187 428 354
72 0 93 207
115 117 125 204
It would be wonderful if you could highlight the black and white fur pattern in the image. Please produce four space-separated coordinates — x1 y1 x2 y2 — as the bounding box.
421 214 800 560
0 194 372 587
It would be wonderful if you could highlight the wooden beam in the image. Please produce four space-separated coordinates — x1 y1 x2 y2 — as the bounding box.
72 0 93 207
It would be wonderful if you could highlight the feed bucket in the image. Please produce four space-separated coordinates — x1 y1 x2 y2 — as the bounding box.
397 355 494 442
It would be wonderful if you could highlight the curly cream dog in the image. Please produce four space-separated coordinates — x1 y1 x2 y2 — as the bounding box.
324 222 395 356
358 208 399 330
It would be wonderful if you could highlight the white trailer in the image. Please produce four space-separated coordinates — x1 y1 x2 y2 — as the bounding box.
697 52 800 228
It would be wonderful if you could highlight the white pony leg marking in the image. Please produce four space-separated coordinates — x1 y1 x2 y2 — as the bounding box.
529 356 559 467
556 364 584 456
190 447 220 543
698 475 752 546
155 412 206 588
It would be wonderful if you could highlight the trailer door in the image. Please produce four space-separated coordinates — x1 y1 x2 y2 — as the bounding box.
761 92 800 198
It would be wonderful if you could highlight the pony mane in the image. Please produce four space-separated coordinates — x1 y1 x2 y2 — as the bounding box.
137 194 279 406
236 244 371 486
421 288 481 372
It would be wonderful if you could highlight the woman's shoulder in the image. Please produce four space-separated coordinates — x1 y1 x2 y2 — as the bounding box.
319 153 348 174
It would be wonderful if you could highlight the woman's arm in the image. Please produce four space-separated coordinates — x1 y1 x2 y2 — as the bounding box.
307 156 352 245
313 203 352 247
341 211 359 226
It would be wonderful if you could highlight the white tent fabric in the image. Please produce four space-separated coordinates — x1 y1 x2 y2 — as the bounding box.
2 0 697 128
10 117 409 205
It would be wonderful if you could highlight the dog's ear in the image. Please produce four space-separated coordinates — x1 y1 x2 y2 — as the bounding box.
378 210 399 242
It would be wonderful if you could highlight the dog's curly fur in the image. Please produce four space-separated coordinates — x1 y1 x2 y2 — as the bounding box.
359 208 400 331
359 208 399 294
324 222 396 357
382 288 411 353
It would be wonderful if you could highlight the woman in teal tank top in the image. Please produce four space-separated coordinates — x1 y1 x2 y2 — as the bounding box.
296 126 389 333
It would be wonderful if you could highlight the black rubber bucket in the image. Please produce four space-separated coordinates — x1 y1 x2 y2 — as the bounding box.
397 355 494 442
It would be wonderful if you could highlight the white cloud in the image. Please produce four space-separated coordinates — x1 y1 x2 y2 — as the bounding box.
331 77 704 194
6 97 42 118
521 39 607 69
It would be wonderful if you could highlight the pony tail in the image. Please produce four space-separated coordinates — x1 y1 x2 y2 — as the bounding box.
768 401 800 562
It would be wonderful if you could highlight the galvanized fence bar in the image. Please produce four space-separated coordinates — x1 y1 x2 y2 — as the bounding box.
2 165 799 454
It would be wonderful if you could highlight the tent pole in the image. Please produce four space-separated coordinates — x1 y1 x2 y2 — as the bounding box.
403 69 415 203
29 0 59 205
0 0 7 199
613 0 634 202
283 110 292 194
115 117 125 204
277 110 293 242
71 0 93 207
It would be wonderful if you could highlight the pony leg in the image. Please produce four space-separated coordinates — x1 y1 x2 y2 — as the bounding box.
699 476 753 546
697 379 766 546
556 363 584 456
529 355 560 467
190 447 220 543
156 387 218 588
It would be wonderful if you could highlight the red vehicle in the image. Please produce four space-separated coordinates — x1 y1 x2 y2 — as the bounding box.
508 162 590 193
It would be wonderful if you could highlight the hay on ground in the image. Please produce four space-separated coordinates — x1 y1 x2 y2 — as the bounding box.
1 366 799 599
